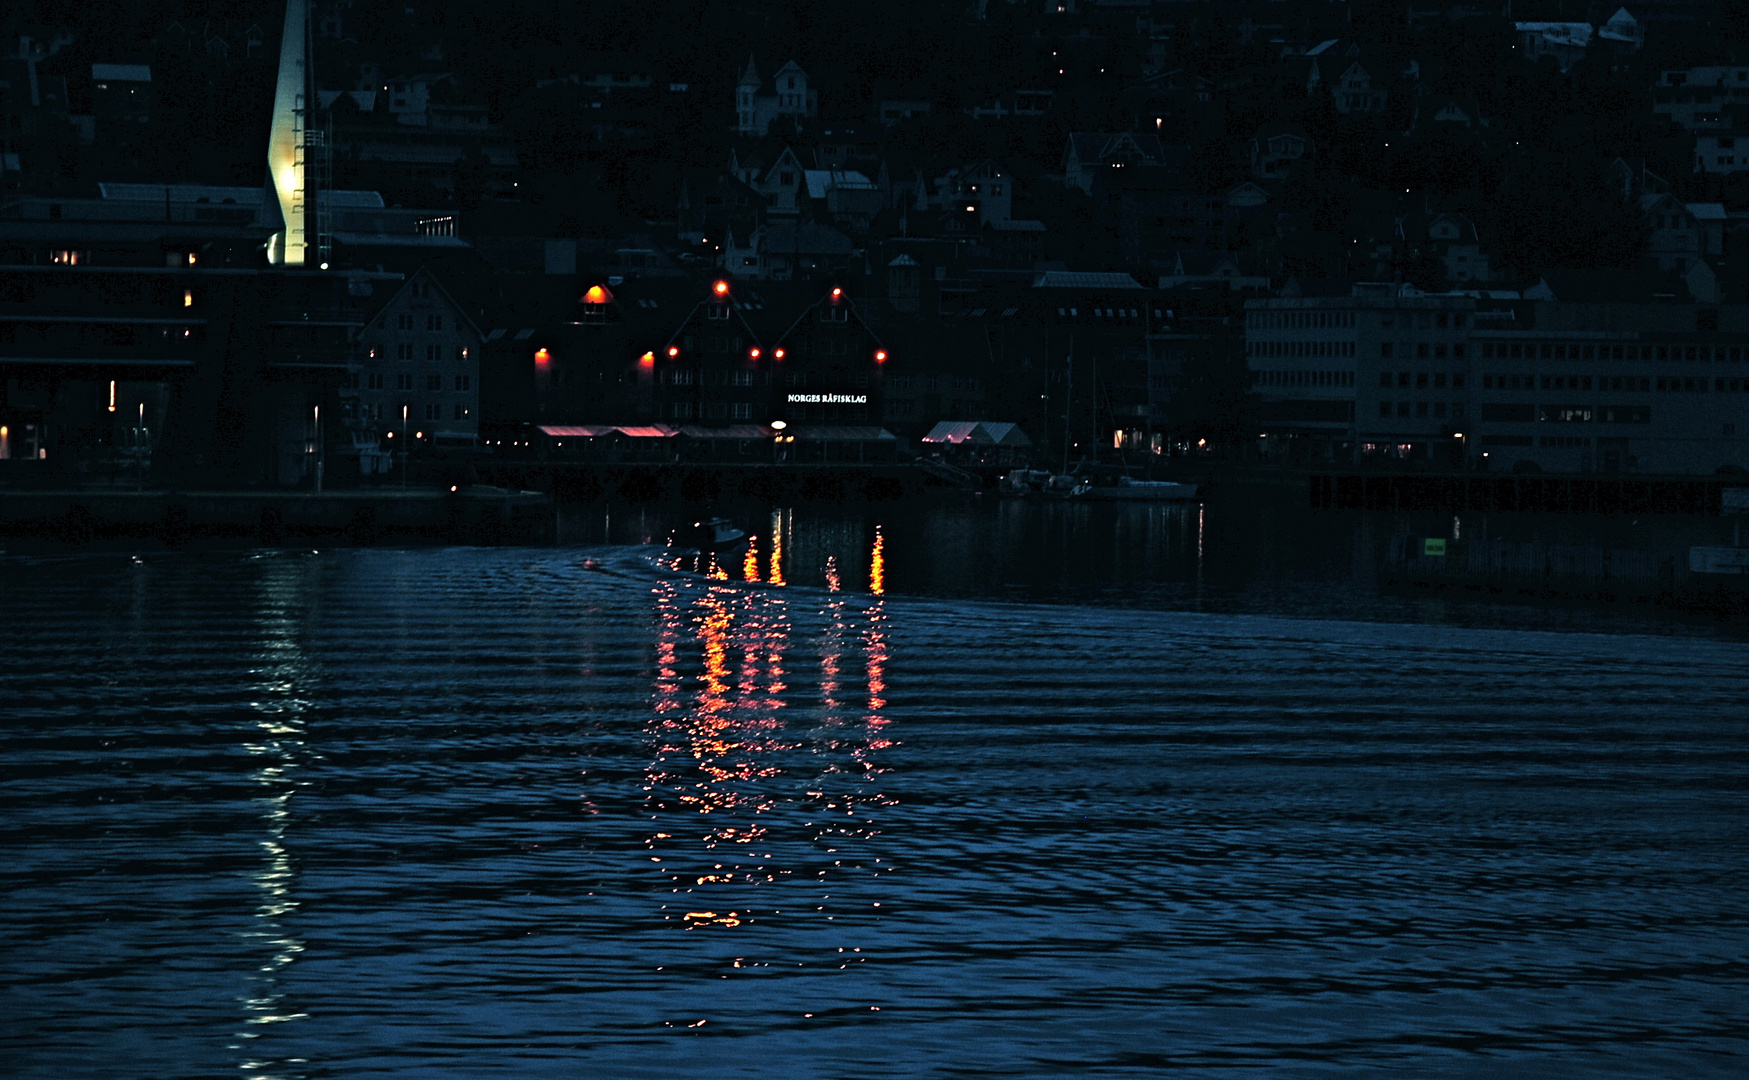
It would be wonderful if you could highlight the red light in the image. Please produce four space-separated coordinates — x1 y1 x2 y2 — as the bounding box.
639 351 655 366
750 347 761 359
831 287 843 298
713 280 729 296
584 285 609 304
874 350 887 362
667 345 680 358
773 348 785 360
534 347 551 367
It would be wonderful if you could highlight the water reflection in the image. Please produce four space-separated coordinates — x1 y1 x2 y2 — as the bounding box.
641 550 898 945
237 556 316 1080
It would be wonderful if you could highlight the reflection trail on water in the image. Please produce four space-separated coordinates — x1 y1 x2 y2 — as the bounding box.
235 559 316 1080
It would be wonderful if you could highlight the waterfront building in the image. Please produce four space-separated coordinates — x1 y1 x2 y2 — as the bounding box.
350 268 482 464
1244 290 1749 475
1244 288 1473 466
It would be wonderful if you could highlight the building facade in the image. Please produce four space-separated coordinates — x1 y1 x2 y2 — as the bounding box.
1244 291 1749 474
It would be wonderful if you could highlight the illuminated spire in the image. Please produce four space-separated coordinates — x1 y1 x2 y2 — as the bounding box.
266 0 308 265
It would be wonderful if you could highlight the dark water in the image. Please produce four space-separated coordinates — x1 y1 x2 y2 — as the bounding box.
4 499 1748 1077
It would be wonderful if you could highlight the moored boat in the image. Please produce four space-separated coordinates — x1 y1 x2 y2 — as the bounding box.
672 517 748 553
1068 476 1200 501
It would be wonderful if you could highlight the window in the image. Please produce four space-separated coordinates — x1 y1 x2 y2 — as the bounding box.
1379 401 1392 417
454 375 470 391
427 374 443 391
820 306 847 323
1416 373 1429 388
1398 372 1410 387
1380 342 1393 358
427 315 443 331
1397 402 1410 417
454 405 469 420
732 403 752 420
1452 374 1465 389
396 373 413 391
427 344 442 362
425 404 442 421
1416 401 1429 417
398 314 414 331
397 344 414 360
368 373 385 390
1417 343 1430 359
706 303 729 320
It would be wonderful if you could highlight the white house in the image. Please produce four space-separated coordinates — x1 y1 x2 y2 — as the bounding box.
734 57 816 136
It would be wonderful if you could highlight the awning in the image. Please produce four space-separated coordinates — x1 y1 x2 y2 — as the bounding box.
538 423 679 439
676 425 773 439
921 421 1032 446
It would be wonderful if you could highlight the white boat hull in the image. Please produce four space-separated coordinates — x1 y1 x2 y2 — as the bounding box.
1070 481 1200 501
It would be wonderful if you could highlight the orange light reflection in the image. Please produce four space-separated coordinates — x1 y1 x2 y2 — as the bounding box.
869 525 885 596
742 535 761 582
768 509 786 586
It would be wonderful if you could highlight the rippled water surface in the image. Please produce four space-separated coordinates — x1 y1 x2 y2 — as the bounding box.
4 523 1748 1077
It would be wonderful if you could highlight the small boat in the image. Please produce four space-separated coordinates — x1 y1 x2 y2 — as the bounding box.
1068 476 1200 501
673 517 748 554
999 469 1054 496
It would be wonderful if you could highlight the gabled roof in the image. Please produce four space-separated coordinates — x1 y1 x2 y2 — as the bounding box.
1032 271 1145 290
1525 268 1676 302
365 267 484 340
1064 132 1183 168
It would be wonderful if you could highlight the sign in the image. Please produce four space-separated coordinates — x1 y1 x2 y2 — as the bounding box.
787 393 867 404
1423 538 1447 557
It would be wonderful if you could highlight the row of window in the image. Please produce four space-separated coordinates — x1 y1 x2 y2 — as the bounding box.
393 314 446 332
658 370 873 388
344 402 473 422
663 402 756 419
1379 401 1467 419
886 376 979 392
1479 404 1652 424
1380 371 1467 389
1480 342 1746 362
664 370 758 386
1256 369 1355 388
1482 373 1743 393
1250 311 1358 329
1380 342 1467 359
350 373 471 391
1250 340 1357 358
1055 307 1150 320
371 344 470 363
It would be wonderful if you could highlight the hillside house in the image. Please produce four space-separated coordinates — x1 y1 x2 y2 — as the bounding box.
734 58 816 136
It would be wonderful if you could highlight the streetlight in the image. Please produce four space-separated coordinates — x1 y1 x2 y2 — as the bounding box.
401 404 409 490
313 404 323 492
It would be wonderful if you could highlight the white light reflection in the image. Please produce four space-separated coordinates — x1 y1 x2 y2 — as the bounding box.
233 558 315 1079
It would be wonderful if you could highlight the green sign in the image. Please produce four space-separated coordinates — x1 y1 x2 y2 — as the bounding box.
1423 538 1447 557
